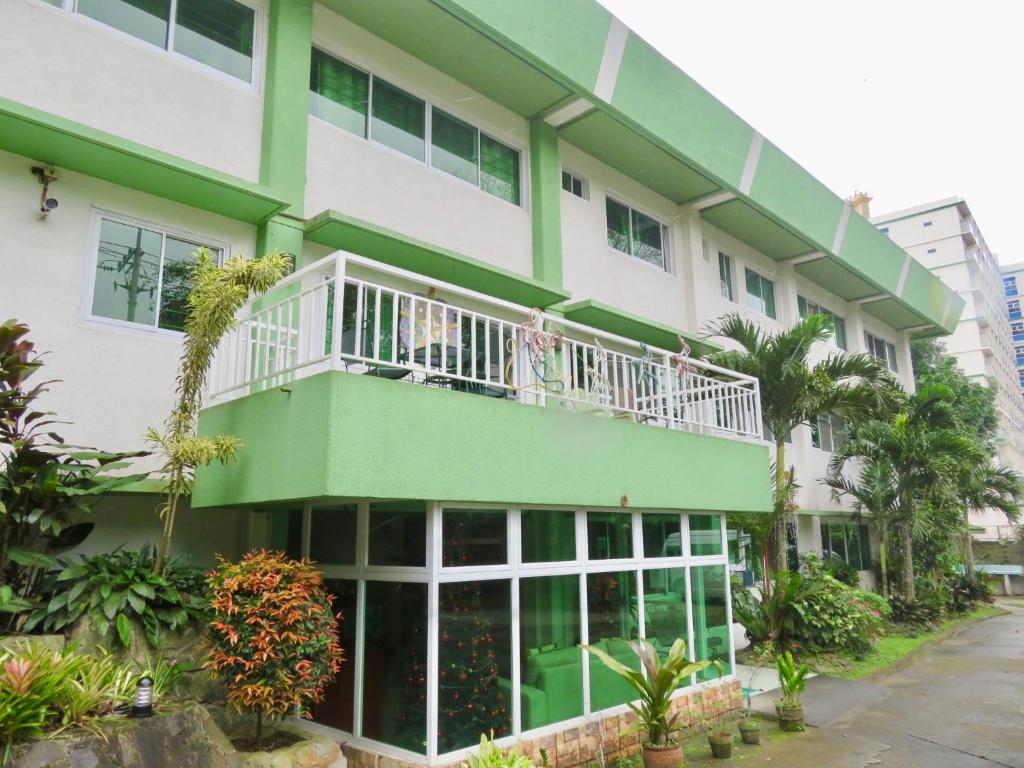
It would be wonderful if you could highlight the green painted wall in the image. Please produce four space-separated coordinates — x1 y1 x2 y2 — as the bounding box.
529 119 563 290
260 0 314 216
193 372 772 513
256 215 305 266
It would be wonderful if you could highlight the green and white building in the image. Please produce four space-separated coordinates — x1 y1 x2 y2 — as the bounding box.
0 0 963 764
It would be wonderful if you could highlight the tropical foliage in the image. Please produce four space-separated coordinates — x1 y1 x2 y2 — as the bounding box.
25 545 207 648
583 638 713 746
775 651 809 708
148 251 291 575
704 313 888 572
0 643 182 762
205 550 343 750
0 320 146 627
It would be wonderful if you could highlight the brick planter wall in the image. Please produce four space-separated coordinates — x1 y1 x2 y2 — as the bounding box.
342 678 743 768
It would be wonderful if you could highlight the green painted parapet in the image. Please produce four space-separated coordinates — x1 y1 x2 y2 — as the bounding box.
193 371 771 513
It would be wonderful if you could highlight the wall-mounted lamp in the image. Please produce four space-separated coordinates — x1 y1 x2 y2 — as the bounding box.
30 165 59 220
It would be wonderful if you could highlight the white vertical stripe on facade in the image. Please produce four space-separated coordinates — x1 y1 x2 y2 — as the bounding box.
593 17 629 102
831 201 853 254
896 253 913 296
738 133 764 195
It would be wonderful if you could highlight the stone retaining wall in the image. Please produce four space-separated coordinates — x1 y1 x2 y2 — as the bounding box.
343 678 743 768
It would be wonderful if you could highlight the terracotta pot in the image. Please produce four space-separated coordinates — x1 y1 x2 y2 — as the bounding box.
707 733 733 759
775 702 805 732
738 719 761 745
642 741 684 768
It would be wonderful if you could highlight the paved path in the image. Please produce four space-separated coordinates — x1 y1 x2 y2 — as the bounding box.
694 602 1024 767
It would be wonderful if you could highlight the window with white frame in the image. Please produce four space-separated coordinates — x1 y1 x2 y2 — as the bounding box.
718 252 735 301
797 295 847 350
1010 300 1022 319
88 214 222 333
605 198 670 270
260 503 732 759
864 332 898 372
1006 276 1020 297
309 48 522 206
561 169 587 199
744 268 776 319
810 413 847 452
54 0 258 82
821 522 871 571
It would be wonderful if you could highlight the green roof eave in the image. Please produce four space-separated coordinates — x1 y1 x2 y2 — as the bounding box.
0 97 288 224
561 299 719 356
432 1 962 335
304 209 570 309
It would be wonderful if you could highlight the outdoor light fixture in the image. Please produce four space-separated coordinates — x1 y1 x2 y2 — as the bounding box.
130 676 154 718
30 165 59 219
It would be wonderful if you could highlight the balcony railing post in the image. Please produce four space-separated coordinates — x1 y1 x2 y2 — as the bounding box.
662 352 675 429
330 255 346 371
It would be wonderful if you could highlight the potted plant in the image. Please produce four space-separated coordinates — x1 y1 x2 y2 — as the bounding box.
706 726 734 759
774 651 809 732
737 674 761 745
584 638 712 768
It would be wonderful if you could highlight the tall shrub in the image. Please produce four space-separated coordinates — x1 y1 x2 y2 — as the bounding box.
148 251 290 574
205 551 343 749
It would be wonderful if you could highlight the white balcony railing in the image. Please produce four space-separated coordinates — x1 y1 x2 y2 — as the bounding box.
206 253 763 442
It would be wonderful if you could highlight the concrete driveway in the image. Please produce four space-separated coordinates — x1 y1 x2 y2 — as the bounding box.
704 602 1024 767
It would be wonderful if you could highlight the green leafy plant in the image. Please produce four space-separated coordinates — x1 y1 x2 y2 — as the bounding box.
0 320 147 629
135 652 186 698
25 545 207 648
775 651 809 708
205 550 343 750
582 638 713 746
730 571 825 646
147 251 291 575
466 733 536 768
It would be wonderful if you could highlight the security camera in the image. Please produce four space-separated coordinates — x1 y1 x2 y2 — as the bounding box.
31 165 59 220
42 198 58 211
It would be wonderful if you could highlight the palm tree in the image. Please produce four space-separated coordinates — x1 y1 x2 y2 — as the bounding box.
956 458 1022 576
704 312 888 572
828 384 970 602
148 249 291 575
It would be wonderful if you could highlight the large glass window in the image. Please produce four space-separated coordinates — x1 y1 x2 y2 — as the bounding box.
432 109 478 185
368 502 426 566
522 510 576 563
642 514 681 558
519 575 582 730
78 0 254 81
690 565 730 681
265 509 303 560
642 568 688 654
689 514 723 556
821 522 871 571
313 579 357 732
442 508 507 567
864 332 898 372
745 268 776 319
174 0 255 80
587 512 633 559
363 581 428 753
605 198 667 269
91 217 217 332
438 579 512 752
586 570 639 710
371 78 426 161
309 505 357 565
310 49 369 137
797 295 847 350
480 135 521 205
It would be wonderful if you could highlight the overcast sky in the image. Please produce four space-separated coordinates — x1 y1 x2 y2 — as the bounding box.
596 0 1023 264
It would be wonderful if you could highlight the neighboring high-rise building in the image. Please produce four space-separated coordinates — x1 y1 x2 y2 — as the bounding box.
1002 261 1024 396
2 1 961 762
873 199 1024 538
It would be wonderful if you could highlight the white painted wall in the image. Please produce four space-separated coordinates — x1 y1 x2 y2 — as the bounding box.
304 5 532 277
0 0 264 181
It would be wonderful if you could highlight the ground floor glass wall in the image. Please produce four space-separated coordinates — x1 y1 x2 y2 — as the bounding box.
269 503 735 762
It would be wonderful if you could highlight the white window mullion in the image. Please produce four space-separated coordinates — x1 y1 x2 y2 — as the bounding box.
166 0 177 52
353 578 366 737
151 233 168 329
720 514 736 676
366 75 375 142
426 502 441 765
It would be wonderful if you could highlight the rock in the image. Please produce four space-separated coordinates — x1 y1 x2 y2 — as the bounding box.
10 704 345 768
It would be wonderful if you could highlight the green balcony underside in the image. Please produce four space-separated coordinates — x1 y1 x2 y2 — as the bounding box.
561 299 719 357
304 209 570 309
193 371 772 513
0 97 288 224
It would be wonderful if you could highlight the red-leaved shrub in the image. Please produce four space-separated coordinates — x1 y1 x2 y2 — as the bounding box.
205 550 343 746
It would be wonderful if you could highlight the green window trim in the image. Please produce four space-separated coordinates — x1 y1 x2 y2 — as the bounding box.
605 197 669 270
744 267 776 319
76 0 256 82
309 48 523 206
89 214 221 333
